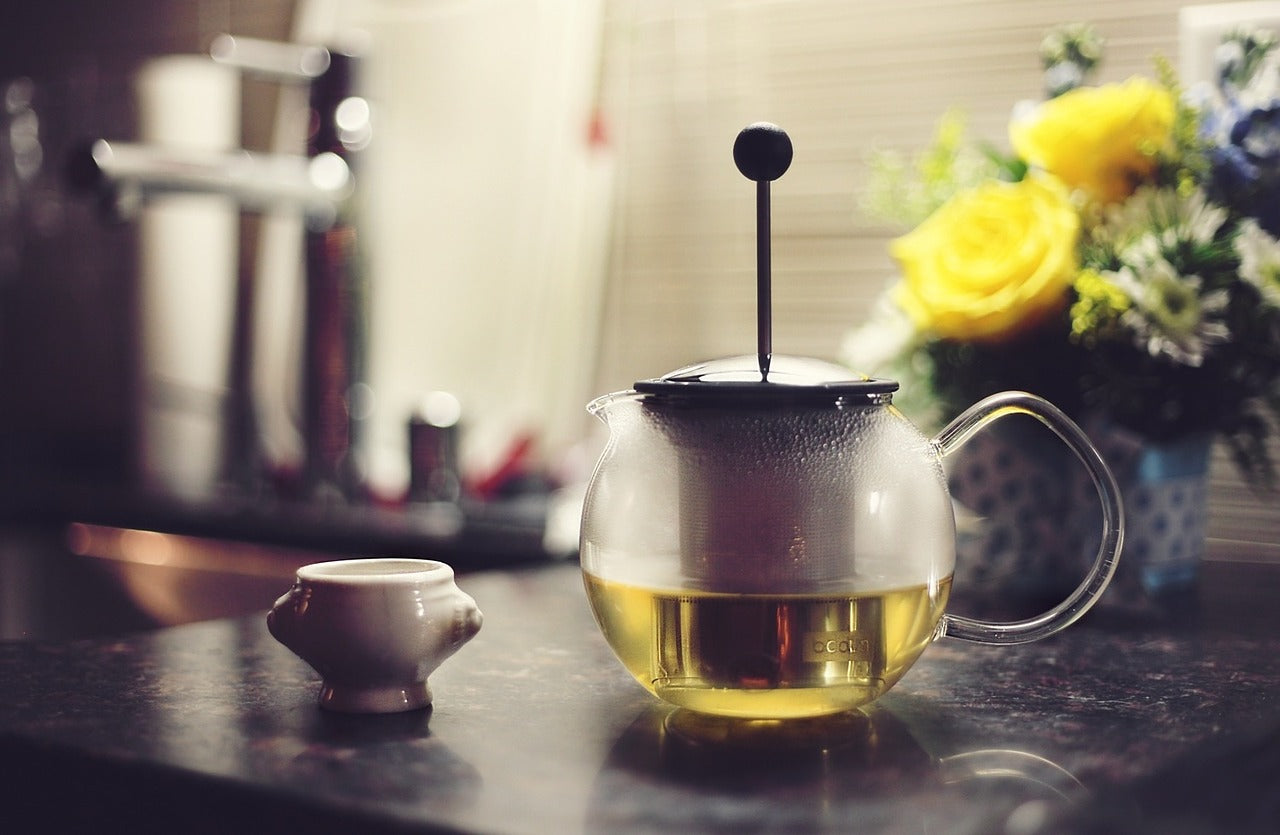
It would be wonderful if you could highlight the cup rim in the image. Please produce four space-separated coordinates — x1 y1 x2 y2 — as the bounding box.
296 557 453 584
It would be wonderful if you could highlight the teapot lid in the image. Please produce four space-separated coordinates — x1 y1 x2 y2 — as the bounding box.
635 354 897 405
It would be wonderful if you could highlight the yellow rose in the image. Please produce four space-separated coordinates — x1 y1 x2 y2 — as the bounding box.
1010 77 1174 204
890 174 1079 342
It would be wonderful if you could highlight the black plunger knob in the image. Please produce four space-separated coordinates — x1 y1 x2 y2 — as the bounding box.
733 122 793 182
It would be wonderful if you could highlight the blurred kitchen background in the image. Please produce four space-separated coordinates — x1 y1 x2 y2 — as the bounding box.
0 0 1276 638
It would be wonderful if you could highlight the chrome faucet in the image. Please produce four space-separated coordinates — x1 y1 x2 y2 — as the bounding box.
74 138 352 228
70 35 370 504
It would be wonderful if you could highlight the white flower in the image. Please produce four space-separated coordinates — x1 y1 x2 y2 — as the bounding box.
1235 218 1280 307
1183 79 1224 121
839 287 921 376
1099 186 1228 251
1214 28 1280 106
1238 43 1280 108
1109 253 1230 366
1044 62 1085 97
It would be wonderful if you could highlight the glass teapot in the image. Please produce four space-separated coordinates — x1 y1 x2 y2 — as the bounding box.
578 125 1123 720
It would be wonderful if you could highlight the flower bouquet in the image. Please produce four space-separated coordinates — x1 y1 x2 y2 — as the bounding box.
844 24 1280 598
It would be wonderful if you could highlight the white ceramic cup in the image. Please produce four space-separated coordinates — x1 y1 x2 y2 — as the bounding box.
268 558 482 713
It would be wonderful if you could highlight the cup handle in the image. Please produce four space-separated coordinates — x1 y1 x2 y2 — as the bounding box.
932 391 1124 644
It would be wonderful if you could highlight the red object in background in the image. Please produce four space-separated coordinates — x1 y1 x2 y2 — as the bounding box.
468 433 539 501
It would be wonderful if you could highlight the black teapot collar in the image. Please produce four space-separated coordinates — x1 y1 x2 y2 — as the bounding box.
634 355 897 404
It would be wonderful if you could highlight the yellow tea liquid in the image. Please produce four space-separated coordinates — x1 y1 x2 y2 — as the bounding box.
583 572 950 719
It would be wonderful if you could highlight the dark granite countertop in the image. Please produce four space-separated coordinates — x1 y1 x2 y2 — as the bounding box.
2 559 1279 834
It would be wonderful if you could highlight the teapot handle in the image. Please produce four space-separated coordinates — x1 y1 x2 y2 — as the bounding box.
931 391 1124 644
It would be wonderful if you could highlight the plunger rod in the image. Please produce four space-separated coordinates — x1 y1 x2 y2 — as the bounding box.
757 179 772 380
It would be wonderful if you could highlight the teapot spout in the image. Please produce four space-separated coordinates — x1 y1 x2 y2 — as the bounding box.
587 390 641 424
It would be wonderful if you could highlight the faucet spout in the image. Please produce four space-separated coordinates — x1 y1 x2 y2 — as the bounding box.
69 139 352 229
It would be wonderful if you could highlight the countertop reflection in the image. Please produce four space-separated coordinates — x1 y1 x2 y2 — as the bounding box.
2 560 1279 833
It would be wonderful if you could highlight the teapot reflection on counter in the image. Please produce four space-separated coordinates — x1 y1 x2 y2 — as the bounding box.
578 125 1125 720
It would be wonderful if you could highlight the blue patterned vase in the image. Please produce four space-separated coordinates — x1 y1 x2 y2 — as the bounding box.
1079 424 1211 606
947 416 1212 609
946 416 1085 602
